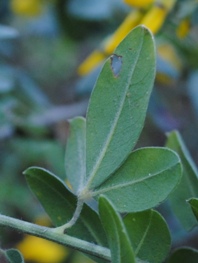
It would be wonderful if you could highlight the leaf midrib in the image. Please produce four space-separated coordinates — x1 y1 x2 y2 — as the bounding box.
86 32 145 188
92 161 179 196
135 211 153 255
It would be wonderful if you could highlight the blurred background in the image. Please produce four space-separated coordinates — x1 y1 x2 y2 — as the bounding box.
0 0 198 262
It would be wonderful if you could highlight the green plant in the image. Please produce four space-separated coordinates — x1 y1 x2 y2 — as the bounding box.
1 25 198 263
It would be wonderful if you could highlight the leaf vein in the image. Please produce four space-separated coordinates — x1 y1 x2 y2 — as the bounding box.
86 33 145 187
92 161 179 196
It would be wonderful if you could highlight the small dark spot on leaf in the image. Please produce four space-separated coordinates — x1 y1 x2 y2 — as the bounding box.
110 54 122 77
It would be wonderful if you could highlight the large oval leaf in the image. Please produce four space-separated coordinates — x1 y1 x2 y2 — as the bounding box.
24 167 107 247
166 130 198 230
65 117 86 194
93 147 182 212
124 210 171 263
99 196 135 263
85 25 156 189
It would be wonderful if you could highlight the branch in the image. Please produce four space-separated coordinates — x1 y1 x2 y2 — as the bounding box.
0 214 111 262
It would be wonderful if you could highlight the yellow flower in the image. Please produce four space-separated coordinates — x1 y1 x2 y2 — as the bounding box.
103 10 144 54
10 0 43 16
139 0 177 34
78 50 106 76
156 43 182 84
15 216 68 263
160 0 177 12
16 235 68 263
140 4 167 34
78 10 144 75
124 0 154 8
78 0 178 76
176 18 191 39
158 43 182 71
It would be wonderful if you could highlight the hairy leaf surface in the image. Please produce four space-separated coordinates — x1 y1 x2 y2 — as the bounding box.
93 147 182 212
65 117 86 193
86 25 156 189
24 167 107 246
124 210 171 263
99 196 135 263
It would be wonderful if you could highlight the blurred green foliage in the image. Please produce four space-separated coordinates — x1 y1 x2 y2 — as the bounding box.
1 0 198 262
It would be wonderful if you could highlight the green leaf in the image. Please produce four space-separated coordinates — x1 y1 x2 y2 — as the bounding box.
24 166 76 226
70 202 108 247
0 249 24 263
124 210 171 263
24 167 107 246
65 117 86 193
168 248 198 263
187 198 198 221
166 130 198 230
99 196 135 263
5 249 24 263
85 25 156 189
93 147 182 212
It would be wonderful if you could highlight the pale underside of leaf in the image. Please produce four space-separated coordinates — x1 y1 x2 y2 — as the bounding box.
65 117 86 193
99 196 135 263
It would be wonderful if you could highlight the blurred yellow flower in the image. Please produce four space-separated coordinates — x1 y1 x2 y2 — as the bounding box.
103 10 144 54
140 4 168 34
78 50 106 76
78 10 144 76
124 0 154 8
156 43 182 84
176 18 191 39
16 235 68 263
10 0 43 16
161 0 177 12
78 0 177 76
140 0 176 34
158 43 182 71
16 216 68 263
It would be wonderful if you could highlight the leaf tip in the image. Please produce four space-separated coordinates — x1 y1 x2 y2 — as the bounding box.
22 166 36 176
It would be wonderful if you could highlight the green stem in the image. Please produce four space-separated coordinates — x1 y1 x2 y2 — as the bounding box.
55 198 84 234
0 214 111 262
